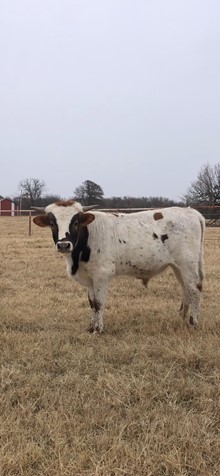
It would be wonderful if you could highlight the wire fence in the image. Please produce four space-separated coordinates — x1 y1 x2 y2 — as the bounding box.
0 210 33 236
0 209 220 249
194 205 220 227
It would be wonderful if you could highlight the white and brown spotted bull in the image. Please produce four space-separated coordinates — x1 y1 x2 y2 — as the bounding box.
33 201 205 333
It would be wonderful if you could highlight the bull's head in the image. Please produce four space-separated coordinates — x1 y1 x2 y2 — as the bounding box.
32 200 96 253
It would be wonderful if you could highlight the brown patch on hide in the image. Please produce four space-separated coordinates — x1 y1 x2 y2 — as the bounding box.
197 283 202 292
154 212 163 221
55 200 75 207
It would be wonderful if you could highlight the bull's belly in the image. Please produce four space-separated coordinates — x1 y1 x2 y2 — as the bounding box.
115 261 169 279
64 253 171 287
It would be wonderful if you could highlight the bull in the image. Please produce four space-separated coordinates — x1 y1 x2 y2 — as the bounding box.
33 201 205 333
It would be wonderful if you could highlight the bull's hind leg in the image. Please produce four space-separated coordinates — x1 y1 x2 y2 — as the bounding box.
171 266 189 320
172 265 202 325
185 283 201 326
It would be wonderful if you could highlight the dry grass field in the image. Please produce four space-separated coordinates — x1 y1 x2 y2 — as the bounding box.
0 216 220 476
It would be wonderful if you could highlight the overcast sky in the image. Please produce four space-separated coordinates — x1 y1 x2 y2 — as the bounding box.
1 0 220 201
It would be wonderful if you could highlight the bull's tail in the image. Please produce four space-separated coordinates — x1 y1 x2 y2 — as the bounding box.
198 214 205 285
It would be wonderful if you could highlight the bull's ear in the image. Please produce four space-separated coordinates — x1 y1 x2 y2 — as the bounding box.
33 215 50 227
78 212 95 226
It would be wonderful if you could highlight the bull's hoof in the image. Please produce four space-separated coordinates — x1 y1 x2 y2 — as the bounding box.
87 325 103 334
189 315 198 326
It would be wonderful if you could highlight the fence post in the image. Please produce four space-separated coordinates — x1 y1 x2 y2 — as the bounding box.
29 210 32 236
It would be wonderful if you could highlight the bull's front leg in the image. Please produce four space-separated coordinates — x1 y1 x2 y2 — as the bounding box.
87 279 110 334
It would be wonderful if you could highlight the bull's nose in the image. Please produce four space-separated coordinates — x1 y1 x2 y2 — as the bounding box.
56 241 72 252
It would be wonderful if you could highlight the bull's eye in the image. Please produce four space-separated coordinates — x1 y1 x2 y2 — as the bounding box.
73 221 78 229
50 222 56 229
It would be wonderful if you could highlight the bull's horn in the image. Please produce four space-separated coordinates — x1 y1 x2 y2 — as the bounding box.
83 205 98 211
31 206 45 213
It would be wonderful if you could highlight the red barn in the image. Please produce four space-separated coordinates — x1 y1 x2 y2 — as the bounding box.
0 198 19 216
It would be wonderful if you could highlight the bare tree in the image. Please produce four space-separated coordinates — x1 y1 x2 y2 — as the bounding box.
183 163 220 205
73 180 104 205
19 178 46 206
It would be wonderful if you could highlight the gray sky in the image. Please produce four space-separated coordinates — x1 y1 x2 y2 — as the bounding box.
1 0 220 201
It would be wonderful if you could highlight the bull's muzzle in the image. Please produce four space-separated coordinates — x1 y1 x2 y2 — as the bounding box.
56 241 73 253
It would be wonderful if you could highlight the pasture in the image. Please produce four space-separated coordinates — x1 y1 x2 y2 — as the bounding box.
0 216 220 476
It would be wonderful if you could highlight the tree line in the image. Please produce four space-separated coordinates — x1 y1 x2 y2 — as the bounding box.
12 162 220 210
13 179 182 209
